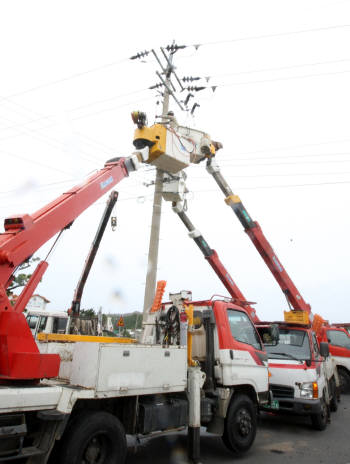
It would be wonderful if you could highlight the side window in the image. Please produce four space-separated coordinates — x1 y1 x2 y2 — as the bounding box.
27 315 39 330
57 317 67 333
227 309 262 351
327 330 350 349
312 333 320 356
38 316 48 333
52 317 67 334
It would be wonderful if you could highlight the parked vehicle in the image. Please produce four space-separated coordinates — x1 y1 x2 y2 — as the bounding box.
0 137 274 462
26 309 68 337
257 321 338 430
317 324 350 392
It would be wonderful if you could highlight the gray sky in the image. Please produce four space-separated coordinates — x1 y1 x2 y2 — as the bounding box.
1 0 349 322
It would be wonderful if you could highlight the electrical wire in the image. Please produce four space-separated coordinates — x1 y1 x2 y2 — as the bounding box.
70 96 155 121
0 150 75 176
189 170 350 180
217 68 350 87
0 101 106 164
203 158 350 168
213 151 350 163
2 178 349 220
209 57 350 79
190 179 350 192
0 57 130 100
189 24 350 49
213 137 350 157
68 88 149 113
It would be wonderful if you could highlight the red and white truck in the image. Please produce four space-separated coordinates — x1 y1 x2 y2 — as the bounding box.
257 320 338 429
132 117 340 431
193 151 340 426
317 322 350 392
0 131 275 462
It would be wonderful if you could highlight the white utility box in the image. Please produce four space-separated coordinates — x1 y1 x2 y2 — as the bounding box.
70 343 187 396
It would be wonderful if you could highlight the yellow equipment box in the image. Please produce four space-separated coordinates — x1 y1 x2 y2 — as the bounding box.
284 310 309 325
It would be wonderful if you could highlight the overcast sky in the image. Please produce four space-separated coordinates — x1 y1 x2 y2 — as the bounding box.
1 0 349 322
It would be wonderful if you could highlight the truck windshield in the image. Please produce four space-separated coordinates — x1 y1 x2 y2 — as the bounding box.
227 309 262 351
265 329 310 361
327 330 350 349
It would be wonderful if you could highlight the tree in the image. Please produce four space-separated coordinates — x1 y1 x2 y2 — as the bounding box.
6 257 40 299
79 308 96 318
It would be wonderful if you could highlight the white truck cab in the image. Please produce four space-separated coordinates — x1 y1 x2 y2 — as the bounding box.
26 309 68 338
257 322 338 430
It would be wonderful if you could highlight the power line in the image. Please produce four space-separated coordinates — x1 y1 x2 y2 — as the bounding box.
209 57 350 79
67 88 149 113
203 157 350 168
0 57 130 99
70 96 155 121
190 170 350 180
218 68 350 88
212 137 350 157
190 179 350 192
1 150 75 176
190 24 350 49
0 179 78 197
215 151 350 163
0 98 110 164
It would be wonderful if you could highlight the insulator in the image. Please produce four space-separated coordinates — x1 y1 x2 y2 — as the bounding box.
165 44 186 52
130 50 149 60
182 76 200 82
184 93 194 106
191 103 200 115
187 86 206 92
149 83 164 90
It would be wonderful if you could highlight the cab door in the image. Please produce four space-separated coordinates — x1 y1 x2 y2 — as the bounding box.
213 301 268 394
326 329 350 358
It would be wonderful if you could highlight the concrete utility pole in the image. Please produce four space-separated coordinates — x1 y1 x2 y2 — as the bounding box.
142 54 173 318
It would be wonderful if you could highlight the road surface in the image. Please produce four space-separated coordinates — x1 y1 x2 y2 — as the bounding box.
126 394 350 464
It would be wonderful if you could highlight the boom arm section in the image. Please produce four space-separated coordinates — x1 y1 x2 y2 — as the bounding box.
0 151 146 381
0 154 143 313
70 190 119 316
172 206 258 322
206 159 311 314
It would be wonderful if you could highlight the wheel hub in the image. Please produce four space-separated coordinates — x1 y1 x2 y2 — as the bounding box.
83 436 105 464
237 408 252 437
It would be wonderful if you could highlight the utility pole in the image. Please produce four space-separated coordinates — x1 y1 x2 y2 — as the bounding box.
142 52 173 318
131 44 202 321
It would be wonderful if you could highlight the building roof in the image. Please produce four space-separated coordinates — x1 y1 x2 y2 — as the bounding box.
30 294 50 303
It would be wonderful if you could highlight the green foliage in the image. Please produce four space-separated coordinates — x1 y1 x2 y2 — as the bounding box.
6 257 40 297
80 308 96 318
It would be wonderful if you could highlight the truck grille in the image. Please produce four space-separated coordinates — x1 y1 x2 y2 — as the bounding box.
270 384 294 399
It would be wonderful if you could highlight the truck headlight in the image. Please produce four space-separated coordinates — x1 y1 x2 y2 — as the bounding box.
299 382 318 399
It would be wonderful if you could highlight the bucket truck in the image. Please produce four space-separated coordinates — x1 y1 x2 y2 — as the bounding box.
0 124 273 463
132 113 339 430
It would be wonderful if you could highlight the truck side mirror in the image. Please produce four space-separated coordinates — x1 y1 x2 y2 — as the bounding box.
319 341 329 358
269 324 280 345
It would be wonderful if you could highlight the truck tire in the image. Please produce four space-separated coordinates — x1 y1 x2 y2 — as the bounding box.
58 410 127 464
310 397 328 431
338 368 350 393
329 379 338 412
222 394 257 455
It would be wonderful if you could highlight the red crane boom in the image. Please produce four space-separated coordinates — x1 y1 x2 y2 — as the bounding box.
0 154 140 381
174 208 259 322
206 158 311 314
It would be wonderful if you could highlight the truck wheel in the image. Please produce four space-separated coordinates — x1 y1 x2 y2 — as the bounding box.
222 394 257 455
58 410 127 464
310 397 328 431
329 379 338 412
338 368 350 393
